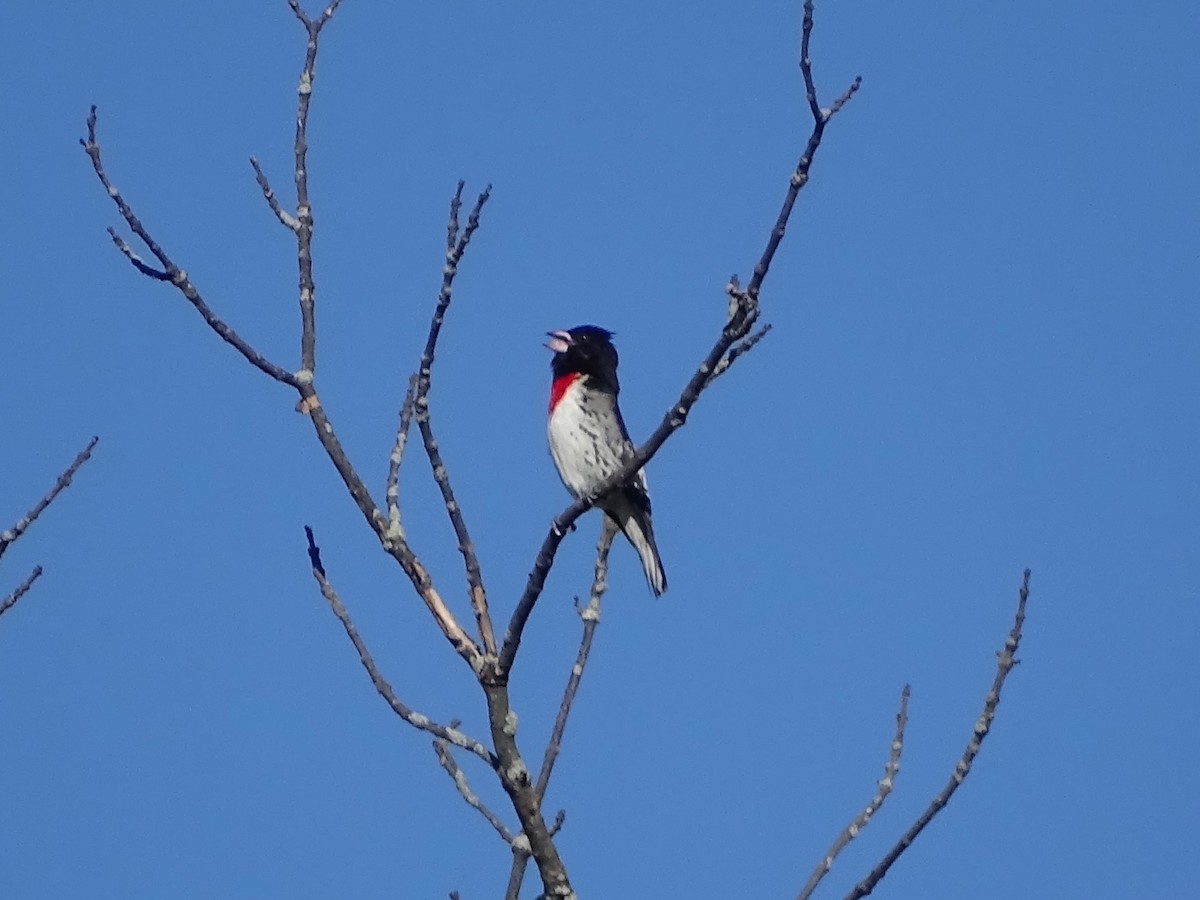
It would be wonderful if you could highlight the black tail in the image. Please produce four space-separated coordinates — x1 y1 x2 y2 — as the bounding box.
603 492 667 596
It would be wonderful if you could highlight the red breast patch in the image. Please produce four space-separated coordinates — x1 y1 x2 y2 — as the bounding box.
549 372 580 413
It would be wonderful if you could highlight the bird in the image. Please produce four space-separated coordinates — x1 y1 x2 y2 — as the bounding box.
545 325 667 596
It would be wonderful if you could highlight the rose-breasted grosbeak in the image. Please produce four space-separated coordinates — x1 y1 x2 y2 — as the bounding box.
545 325 667 596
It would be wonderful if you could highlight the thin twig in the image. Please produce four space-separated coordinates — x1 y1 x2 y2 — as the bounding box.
0 567 44 620
798 685 911 900
105 228 170 281
709 322 773 383
506 522 615 900
414 183 497 657
304 526 497 768
846 570 1032 899
1 437 99 562
433 735 515 845
386 375 419 537
499 6 860 679
249 157 300 231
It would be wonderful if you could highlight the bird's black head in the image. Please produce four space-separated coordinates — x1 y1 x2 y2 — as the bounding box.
546 325 619 392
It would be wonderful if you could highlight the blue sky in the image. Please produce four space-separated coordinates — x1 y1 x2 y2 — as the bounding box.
3 1 1197 897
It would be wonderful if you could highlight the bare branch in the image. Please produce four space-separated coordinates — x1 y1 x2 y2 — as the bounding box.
271 29 481 668
249 157 300 231
280 2 479 654
81 109 299 387
2 436 99 562
799 685 911 900
0 567 44 620
277 9 484 672
414 183 497 657
506 522 615 900
386 375 419 536
433 735 516 845
304 526 497 769
284 1 348 375
846 570 1032 899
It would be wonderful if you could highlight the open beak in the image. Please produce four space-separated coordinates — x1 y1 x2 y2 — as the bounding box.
544 330 573 353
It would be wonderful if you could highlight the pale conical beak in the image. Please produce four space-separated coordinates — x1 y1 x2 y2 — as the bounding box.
544 330 573 353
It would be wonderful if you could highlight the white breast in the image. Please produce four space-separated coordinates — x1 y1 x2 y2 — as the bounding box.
547 377 633 498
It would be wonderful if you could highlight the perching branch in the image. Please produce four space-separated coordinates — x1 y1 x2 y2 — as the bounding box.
845 570 1032 899
415 182 497 657
1 437 99 618
304 526 497 768
798 685 910 900
498 8 862 678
